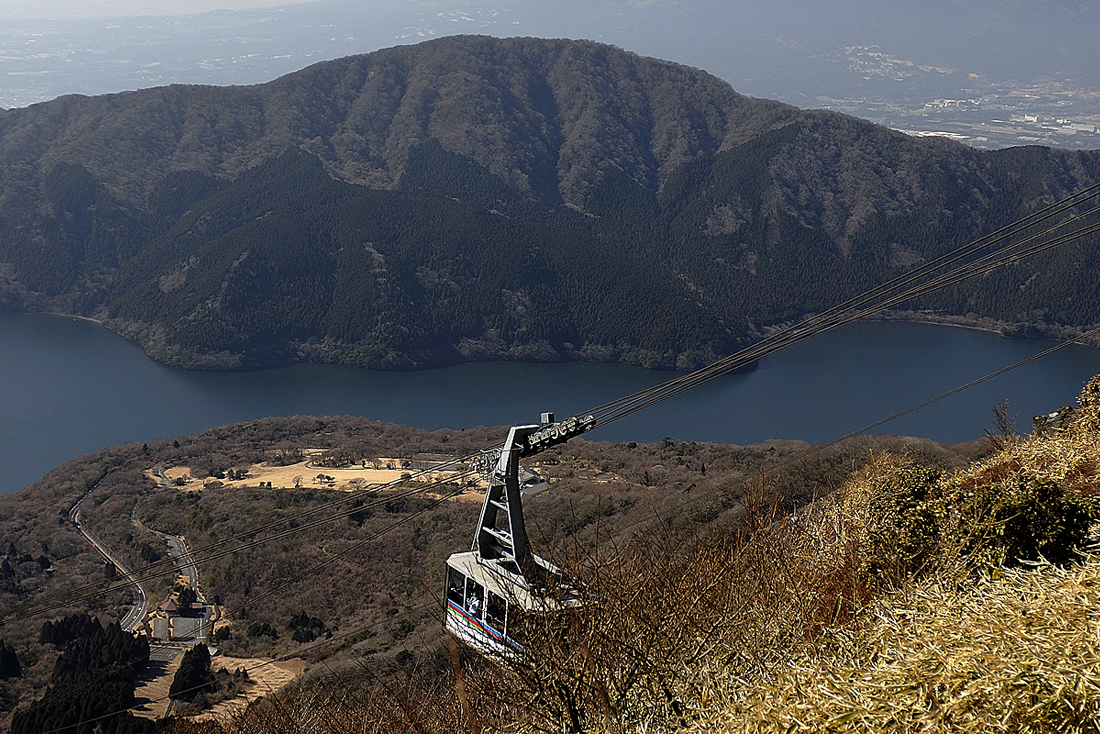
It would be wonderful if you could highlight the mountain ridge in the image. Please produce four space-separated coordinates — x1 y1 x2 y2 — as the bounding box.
0 36 797 209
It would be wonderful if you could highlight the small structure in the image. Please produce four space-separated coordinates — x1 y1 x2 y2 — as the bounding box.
1034 406 1075 435
151 595 208 642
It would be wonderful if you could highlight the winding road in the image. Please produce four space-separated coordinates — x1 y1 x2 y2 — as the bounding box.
145 468 212 641
67 480 148 632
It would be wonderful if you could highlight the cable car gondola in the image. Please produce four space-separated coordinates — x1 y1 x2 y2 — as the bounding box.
444 413 591 659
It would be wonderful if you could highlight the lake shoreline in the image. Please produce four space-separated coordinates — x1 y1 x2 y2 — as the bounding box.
865 310 1100 348
5 314 1100 496
19 308 1100 378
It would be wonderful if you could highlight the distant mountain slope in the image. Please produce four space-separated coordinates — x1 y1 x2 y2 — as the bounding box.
104 149 736 369
0 36 1098 370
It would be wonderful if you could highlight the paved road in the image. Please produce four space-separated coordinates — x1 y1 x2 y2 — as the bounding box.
149 645 185 664
164 536 198 593
141 468 212 642
67 482 149 632
145 472 201 594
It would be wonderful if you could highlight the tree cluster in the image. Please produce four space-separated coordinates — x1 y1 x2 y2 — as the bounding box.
11 615 151 734
0 640 20 680
169 644 216 703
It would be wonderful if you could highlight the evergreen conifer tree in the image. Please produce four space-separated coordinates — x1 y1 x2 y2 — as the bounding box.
169 643 216 702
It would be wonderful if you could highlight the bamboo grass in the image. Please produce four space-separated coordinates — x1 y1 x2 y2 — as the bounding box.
694 376 1100 734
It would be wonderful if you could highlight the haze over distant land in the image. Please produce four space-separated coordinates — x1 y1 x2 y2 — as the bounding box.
2 0 1099 148
0 0 307 18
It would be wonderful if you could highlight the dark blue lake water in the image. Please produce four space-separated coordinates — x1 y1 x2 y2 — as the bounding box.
3 313 1100 495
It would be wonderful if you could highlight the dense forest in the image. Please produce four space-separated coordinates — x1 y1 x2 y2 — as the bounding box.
1 36 1099 370
11 615 151 734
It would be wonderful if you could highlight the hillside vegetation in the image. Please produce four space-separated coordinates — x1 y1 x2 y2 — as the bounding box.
2 406 976 730
148 374 1100 733
1 36 1099 369
2 374 1097 731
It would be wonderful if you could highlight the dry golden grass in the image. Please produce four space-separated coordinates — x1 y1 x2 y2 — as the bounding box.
697 554 1100 733
153 457 468 492
692 376 1100 734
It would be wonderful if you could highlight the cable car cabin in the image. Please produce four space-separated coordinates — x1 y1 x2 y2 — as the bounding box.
443 414 593 660
444 551 582 658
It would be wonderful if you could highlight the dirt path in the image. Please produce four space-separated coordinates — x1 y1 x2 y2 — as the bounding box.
133 653 307 721
132 653 182 719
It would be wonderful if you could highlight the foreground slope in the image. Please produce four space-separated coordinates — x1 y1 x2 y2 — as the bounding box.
1 36 1099 369
699 379 1100 732
0 408 970 730
139 374 1100 733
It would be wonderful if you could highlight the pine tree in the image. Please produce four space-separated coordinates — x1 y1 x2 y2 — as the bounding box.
169 644 216 702
0 639 20 679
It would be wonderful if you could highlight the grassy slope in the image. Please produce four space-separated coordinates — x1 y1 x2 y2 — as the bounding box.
697 375 1100 733
6 377 1100 732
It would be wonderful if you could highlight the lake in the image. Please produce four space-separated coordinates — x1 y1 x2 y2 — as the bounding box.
3 313 1100 495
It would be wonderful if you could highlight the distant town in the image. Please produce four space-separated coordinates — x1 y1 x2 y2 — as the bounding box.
813 46 1100 149
4 15 1100 151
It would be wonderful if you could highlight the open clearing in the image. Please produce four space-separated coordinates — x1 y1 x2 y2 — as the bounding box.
146 452 473 494
133 652 307 721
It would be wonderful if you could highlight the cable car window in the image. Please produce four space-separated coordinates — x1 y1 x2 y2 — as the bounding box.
447 567 466 606
486 591 507 633
466 581 484 618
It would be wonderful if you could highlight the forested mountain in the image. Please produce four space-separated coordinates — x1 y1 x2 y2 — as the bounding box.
0 35 1098 370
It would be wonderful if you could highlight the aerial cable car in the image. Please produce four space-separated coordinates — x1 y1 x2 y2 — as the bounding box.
444 412 592 658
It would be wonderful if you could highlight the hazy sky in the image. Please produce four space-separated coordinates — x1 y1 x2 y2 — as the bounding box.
3 0 1099 148
0 0 315 19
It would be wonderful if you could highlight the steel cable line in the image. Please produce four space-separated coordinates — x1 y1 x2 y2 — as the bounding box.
597 215 1100 422
586 201 1100 428
599 216 1100 427
579 182 1100 422
796 323 1100 459
567 322 1100 555
583 185 1100 421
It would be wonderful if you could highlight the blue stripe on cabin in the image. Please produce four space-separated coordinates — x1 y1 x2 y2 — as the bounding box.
446 599 521 650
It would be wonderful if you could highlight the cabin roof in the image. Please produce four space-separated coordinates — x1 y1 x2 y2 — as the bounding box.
446 551 584 611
